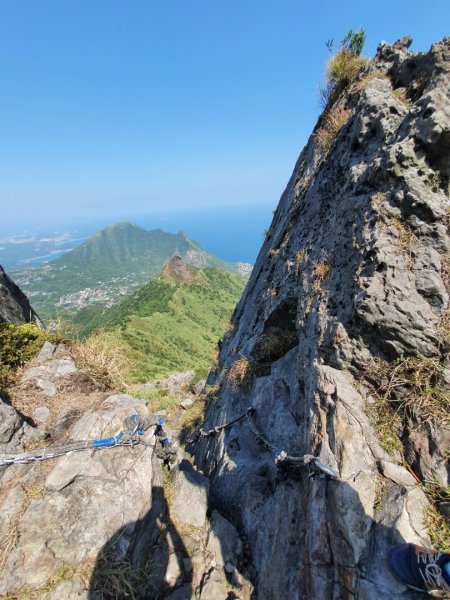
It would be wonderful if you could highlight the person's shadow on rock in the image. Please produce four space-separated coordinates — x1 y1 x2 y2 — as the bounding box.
89 485 192 600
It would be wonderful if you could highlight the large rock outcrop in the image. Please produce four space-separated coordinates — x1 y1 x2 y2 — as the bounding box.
194 38 449 599
0 264 41 324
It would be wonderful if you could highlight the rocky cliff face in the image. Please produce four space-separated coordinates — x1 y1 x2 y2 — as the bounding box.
194 38 449 599
0 264 41 324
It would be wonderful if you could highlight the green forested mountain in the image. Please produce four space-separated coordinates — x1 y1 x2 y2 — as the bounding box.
72 257 247 381
12 222 235 320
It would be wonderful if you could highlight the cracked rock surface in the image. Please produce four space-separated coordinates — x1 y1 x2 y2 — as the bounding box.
195 37 449 599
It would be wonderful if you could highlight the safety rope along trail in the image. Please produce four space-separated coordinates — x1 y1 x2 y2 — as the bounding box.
200 407 338 479
0 414 173 467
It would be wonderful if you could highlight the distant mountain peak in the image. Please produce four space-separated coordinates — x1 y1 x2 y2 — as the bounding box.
103 221 145 232
160 256 198 284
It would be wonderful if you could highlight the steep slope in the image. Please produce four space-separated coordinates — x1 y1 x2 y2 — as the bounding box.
194 38 450 599
0 264 41 325
12 222 235 320
73 257 248 380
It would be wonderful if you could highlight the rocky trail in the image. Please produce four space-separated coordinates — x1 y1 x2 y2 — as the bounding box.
0 342 254 599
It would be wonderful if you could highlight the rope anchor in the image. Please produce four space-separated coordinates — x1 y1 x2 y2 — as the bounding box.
0 414 171 467
199 407 338 480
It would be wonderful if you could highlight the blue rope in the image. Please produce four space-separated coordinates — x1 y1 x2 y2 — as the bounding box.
92 432 124 448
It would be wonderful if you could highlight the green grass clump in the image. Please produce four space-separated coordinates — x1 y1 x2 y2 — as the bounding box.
129 387 179 412
0 322 47 384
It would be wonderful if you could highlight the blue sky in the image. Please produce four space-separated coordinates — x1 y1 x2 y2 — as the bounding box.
0 0 448 237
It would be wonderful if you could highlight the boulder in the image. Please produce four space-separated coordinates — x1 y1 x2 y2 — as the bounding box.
171 460 209 528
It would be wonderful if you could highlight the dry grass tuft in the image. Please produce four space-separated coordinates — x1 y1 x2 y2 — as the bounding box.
441 251 450 290
312 260 332 293
225 357 253 388
11 371 107 434
315 106 350 155
0 514 20 571
73 329 132 390
327 49 368 89
370 192 389 207
253 330 298 364
88 525 160 600
372 356 449 427
179 400 205 445
368 397 404 456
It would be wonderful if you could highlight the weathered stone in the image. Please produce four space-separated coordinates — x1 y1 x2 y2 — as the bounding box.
224 562 234 574
23 358 77 382
33 406 50 423
35 378 57 396
0 394 156 595
193 380 206 395
206 510 242 568
379 461 416 487
199 568 228 599
33 341 56 365
180 398 194 410
138 371 195 396
0 397 22 443
171 460 209 528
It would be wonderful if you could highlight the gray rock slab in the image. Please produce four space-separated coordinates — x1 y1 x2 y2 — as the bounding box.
199 568 228 599
180 398 194 410
33 341 56 365
35 378 57 396
164 552 184 587
33 406 50 424
206 510 242 568
379 460 416 487
0 397 22 443
0 394 156 595
22 358 78 395
171 460 210 528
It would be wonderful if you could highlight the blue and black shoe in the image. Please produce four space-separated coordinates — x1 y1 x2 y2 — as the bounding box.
388 544 450 595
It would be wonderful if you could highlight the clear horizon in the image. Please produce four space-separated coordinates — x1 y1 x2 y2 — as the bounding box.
0 0 448 234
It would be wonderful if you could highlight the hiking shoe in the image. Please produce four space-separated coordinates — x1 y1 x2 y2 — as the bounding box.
388 544 450 594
